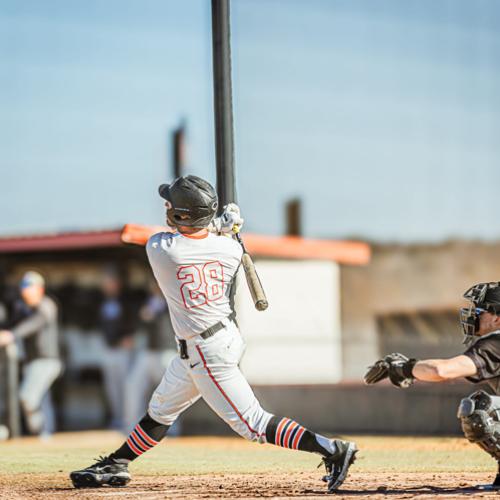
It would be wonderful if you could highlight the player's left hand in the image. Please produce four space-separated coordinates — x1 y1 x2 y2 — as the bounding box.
0 330 14 347
209 203 244 234
364 352 417 389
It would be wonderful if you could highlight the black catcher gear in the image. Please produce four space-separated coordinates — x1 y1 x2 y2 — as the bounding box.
364 352 417 388
458 391 500 490
70 456 131 488
460 282 500 343
159 175 218 229
320 439 358 492
458 390 500 487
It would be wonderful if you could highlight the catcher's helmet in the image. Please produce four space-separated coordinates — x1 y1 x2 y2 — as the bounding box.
159 175 218 228
460 282 500 342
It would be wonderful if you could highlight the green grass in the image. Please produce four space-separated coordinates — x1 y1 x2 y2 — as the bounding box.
0 432 494 476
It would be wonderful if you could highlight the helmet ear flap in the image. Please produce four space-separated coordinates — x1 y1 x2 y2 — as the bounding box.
158 184 171 200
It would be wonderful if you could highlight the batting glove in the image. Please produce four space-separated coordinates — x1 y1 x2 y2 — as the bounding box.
208 203 244 234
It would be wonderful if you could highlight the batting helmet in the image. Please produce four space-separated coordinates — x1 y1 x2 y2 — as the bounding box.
159 175 218 228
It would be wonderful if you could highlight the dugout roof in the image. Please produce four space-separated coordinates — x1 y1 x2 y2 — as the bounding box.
0 225 370 265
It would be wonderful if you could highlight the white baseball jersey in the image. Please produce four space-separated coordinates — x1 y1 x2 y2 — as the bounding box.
146 231 243 340
146 229 273 444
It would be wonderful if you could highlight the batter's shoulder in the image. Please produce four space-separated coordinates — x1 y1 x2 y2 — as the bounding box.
146 231 180 255
213 234 243 256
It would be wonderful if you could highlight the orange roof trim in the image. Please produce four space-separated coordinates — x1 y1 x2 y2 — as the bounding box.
121 224 370 265
244 233 370 265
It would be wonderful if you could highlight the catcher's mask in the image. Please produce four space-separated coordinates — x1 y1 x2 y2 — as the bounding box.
158 175 218 229
460 282 500 343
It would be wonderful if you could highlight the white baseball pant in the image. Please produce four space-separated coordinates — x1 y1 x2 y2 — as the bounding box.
148 322 272 442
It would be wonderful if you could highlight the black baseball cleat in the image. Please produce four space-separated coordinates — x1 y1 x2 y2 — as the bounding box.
70 455 131 488
320 439 358 493
493 471 500 488
474 469 500 491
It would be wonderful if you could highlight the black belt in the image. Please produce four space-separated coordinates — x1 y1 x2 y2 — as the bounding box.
178 312 236 359
200 311 236 340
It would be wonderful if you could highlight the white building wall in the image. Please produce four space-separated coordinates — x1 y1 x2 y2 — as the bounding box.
236 260 342 384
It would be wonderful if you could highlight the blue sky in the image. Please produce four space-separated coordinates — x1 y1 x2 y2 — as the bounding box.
1 0 499 242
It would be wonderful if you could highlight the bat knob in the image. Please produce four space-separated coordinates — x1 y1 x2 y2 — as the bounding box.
255 300 269 311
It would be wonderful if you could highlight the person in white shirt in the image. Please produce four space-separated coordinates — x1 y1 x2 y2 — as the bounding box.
70 175 357 493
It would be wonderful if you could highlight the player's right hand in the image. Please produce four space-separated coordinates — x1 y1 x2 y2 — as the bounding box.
209 204 244 234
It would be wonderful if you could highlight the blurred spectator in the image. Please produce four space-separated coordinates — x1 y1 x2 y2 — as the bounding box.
0 271 61 436
123 282 177 433
99 269 134 431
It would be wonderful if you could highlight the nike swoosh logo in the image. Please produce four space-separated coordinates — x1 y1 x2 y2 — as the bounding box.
190 362 200 369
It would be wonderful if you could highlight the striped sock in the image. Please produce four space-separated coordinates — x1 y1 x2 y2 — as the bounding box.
265 416 335 457
266 416 306 450
126 422 160 457
111 413 169 462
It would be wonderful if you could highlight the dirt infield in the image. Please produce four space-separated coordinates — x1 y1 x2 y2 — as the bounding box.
1 472 498 500
0 432 498 499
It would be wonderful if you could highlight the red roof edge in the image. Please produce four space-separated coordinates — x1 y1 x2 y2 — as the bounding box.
0 229 123 253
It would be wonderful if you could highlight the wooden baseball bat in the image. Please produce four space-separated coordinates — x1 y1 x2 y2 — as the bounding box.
233 229 268 311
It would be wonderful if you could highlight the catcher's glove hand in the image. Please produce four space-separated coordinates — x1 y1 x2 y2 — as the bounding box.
364 352 418 388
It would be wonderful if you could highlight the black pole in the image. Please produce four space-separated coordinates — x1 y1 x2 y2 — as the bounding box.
171 121 186 179
211 0 236 212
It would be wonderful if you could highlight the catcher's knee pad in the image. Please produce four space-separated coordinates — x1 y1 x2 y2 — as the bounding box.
458 390 500 461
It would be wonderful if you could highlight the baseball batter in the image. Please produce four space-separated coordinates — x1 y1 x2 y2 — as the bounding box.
70 175 357 492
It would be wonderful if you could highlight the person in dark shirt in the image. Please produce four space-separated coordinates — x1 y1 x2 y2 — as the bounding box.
99 270 134 431
0 271 61 436
123 282 177 433
364 282 500 489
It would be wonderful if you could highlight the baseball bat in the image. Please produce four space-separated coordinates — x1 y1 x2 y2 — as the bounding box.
233 229 268 311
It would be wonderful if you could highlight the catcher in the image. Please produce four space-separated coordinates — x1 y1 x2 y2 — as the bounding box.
365 282 500 489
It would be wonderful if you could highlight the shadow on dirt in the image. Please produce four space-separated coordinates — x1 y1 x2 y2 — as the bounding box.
335 484 497 496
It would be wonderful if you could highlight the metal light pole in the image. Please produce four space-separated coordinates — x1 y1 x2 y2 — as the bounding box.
211 0 237 212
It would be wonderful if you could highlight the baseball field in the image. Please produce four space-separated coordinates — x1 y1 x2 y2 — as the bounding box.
0 431 498 499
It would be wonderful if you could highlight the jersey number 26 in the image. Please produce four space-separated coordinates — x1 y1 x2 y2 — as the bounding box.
177 261 225 309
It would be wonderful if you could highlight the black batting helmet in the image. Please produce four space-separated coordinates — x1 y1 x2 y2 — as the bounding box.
159 175 218 228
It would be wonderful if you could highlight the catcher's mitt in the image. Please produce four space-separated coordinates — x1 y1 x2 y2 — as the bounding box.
364 352 418 388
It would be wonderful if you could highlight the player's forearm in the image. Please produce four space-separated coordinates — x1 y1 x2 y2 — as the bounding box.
10 311 47 339
412 355 477 382
412 359 450 382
